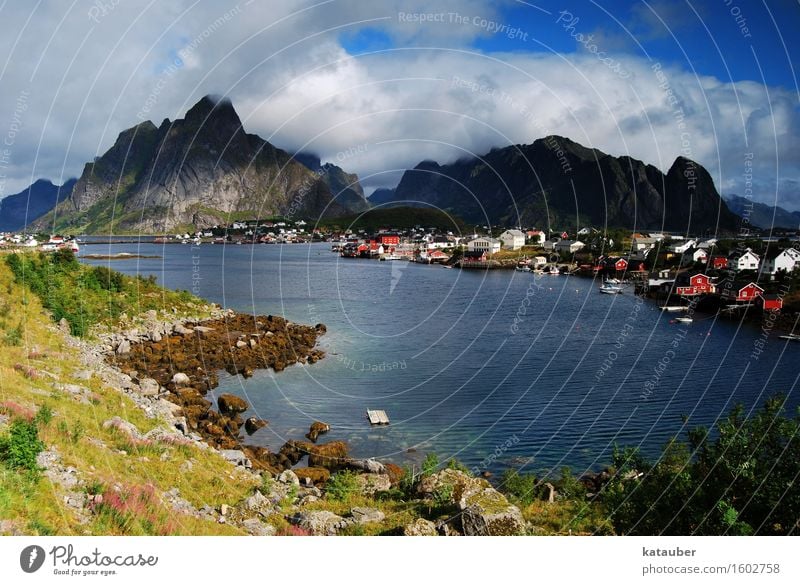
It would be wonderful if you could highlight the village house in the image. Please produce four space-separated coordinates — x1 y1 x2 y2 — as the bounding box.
499 229 526 250
467 236 501 254
526 230 545 244
710 256 729 270
461 250 489 267
756 293 783 311
680 247 708 266
554 240 585 254
675 273 715 296
719 281 764 303
761 248 800 275
542 238 560 251
728 248 760 271
669 239 697 254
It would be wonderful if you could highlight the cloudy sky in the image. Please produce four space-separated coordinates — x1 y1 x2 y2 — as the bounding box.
0 0 798 209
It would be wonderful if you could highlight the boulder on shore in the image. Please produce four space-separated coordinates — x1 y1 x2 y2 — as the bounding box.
218 393 248 416
289 510 343 536
294 467 331 486
307 441 349 471
305 421 330 442
171 372 191 386
403 518 437 536
244 416 268 435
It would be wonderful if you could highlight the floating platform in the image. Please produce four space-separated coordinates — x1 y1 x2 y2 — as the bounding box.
366 410 390 425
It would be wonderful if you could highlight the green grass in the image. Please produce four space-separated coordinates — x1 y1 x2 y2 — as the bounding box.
5 249 208 337
0 256 256 535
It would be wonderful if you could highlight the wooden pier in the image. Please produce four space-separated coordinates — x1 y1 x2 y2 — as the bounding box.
366 410 390 425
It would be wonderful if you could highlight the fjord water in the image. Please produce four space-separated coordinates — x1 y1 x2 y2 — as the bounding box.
82 243 799 476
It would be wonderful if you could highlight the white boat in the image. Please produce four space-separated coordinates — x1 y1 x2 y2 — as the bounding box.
605 278 621 284
599 283 623 294
381 253 403 261
675 317 693 323
515 265 531 272
779 334 800 341
660 306 688 312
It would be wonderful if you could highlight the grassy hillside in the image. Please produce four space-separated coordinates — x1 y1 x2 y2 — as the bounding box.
0 256 257 535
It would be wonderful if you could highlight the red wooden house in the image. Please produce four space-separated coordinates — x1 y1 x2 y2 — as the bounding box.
376 233 400 246
676 273 715 296
757 294 783 311
710 256 729 270
719 281 764 303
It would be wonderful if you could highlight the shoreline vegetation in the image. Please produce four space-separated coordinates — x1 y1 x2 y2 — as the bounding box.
1 249 798 536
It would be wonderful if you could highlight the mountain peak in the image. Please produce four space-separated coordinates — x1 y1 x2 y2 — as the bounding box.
184 95 241 128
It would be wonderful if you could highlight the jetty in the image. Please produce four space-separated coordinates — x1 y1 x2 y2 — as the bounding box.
366 409 390 425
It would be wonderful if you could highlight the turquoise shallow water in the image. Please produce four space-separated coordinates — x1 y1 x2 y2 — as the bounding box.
81 242 799 476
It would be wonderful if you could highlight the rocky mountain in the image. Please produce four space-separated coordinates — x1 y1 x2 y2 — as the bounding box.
383 137 739 233
35 96 368 233
294 152 369 214
367 188 396 206
724 194 800 230
0 178 76 232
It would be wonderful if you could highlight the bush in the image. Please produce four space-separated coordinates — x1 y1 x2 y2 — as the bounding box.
501 469 545 506
325 470 359 501
0 419 44 472
421 453 439 478
3 321 23 346
603 396 800 535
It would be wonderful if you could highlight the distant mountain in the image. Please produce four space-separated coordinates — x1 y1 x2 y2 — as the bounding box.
0 178 76 232
724 194 800 230
367 188 397 206
294 152 369 213
382 137 739 233
34 96 368 233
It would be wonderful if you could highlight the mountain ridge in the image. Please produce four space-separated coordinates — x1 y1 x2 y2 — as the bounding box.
0 178 77 231
33 96 369 233
381 137 739 233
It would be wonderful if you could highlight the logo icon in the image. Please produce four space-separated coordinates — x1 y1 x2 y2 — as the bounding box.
20 545 46 573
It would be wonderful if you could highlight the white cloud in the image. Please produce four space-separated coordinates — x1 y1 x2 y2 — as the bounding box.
0 0 797 211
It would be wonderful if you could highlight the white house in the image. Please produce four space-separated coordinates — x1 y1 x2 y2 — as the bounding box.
670 239 697 253
555 240 585 254
681 247 708 266
728 248 760 271
761 248 800 275
533 255 548 268
467 237 500 254
499 229 526 250
632 236 660 251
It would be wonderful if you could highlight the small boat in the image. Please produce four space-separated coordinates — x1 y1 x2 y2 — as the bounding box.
675 317 693 323
382 253 403 261
660 306 687 312
515 265 531 272
599 283 623 294
605 278 621 284
779 334 800 341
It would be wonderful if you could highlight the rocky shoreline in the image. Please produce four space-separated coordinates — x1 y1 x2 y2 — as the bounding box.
63 306 527 535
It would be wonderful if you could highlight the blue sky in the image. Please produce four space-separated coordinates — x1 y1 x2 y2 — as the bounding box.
341 1 800 89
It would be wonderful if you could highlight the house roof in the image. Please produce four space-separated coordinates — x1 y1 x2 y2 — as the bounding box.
500 229 526 238
470 237 500 244
763 247 797 260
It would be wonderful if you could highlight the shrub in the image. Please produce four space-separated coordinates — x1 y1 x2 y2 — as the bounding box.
421 453 439 478
0 419 44 472
33 405 53 426
3 322 23 346
325 470 359 501
501 469 545 506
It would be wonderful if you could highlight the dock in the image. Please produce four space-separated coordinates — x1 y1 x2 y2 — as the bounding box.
366 409 390 425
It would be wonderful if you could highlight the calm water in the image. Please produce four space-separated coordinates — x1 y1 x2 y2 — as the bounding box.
80 242 800 476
